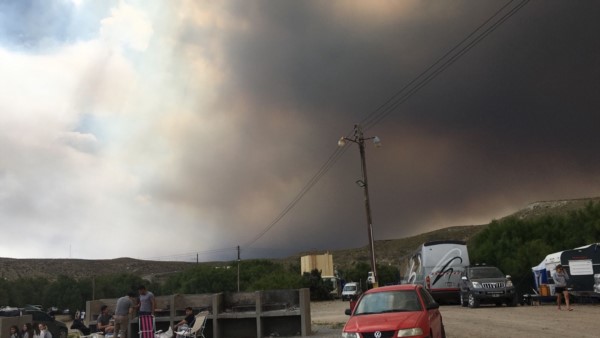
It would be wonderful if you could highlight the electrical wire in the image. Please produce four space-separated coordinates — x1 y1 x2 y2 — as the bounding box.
147 0 530 262
244 0 530 247
363 0 530 131
243 144 350 248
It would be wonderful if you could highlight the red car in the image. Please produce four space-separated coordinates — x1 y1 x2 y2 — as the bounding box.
342 284 446 338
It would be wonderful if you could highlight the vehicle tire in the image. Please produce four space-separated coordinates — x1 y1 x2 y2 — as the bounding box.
58 328 68 338
495 302 502 307
441 323 447 338
460 293 468 307
468 292 480 308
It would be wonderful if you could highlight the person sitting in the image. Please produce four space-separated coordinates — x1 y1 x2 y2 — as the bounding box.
9 325 20 338
20 323 33 338
97 305 115 334
70 312 90 336
174 307 195 334
37 323 51 338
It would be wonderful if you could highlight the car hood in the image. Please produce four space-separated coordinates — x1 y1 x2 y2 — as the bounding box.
471 277 507 283
344 311 424 332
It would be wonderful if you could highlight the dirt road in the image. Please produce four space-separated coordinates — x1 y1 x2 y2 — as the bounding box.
310 300 600 337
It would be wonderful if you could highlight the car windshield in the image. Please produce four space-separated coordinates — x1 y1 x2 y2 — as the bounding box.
354 290 421 314
344 285 357 291
469 267 504 279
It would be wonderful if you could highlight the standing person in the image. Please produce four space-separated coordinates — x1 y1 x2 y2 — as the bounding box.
37 323 52 338
97 305 115 334
9 325 21 338
114 291 136 338
20 323 32 338
138 285 156 316
552 264 573 311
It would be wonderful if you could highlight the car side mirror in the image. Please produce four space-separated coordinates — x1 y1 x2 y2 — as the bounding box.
345 309 352 316
427 303 440 310
461 276 467 280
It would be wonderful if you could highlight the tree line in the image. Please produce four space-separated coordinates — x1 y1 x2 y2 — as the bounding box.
0 259 401 313
468 201 600 295
3 202 598 311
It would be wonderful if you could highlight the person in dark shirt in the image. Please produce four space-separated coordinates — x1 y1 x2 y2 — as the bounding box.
70 311 90 336
174 307 195 332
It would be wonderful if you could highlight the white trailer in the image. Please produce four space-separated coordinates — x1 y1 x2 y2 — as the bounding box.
403 240 470 303
533 244 600 297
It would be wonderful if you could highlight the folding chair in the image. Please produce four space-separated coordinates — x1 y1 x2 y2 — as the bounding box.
139 314 155 338
175 311 208 338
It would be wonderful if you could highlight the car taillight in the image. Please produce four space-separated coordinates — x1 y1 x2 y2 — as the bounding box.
426 275 431 289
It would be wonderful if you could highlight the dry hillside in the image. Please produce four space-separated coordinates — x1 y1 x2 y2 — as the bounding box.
0 257 197 281
1 197 597 282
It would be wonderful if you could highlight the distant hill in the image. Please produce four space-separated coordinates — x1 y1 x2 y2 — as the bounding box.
507 197 600 220
1 197 597 282
0 257 197 281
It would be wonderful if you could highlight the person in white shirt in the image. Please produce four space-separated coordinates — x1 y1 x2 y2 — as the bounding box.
37 323 52 338
551 264 572 311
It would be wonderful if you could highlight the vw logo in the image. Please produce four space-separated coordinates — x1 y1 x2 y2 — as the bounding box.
374 331 382 338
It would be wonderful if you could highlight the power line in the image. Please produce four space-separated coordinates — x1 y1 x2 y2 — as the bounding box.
243 144 350 248
362 0 530 131
244 0 530 247
143 247 237 261
146 0 530 261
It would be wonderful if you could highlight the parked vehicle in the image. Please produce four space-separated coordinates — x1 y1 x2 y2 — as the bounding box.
23 304 43 311
0 308 68 338
402 240 470 303
24 310 68 338
322 275 342 299
341 282 362 301
532 243 600 297
459 265 518 308
342 284 446 338
0 306 21 317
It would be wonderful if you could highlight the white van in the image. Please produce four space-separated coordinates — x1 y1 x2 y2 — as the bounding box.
341 282 361 301
402 240 470 303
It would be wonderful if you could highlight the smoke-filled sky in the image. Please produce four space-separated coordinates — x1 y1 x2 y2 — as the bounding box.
1 0 599 261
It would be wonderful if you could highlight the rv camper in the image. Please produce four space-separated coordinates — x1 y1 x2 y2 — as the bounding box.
561 243 600 295
532 243 600 297
403 240 470 303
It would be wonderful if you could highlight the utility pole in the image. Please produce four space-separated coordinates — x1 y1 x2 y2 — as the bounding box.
237 245 241 292
339 124 380 287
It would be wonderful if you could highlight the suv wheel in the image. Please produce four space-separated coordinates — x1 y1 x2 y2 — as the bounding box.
468 292 480 308
460 293 468 307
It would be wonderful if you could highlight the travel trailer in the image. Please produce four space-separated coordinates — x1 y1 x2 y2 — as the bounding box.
532 243 600 297
403 240 470 303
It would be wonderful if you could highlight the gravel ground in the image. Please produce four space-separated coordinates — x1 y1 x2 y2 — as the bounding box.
309 300 600 338
63 300 600 337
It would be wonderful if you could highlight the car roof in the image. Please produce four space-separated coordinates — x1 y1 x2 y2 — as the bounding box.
364 284 419 294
